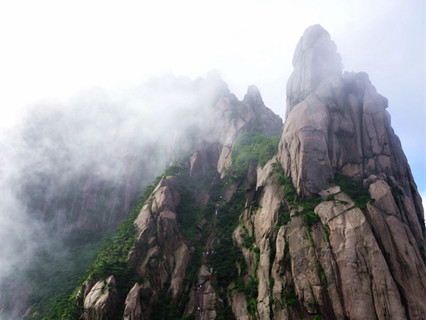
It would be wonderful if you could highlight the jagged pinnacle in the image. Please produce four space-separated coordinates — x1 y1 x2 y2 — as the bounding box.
286 24 342 115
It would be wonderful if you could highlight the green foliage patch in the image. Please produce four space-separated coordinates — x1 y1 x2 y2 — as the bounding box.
25 231 102 319
277 206 291 226
271 162 297 204
165 163 206 241
334 173 372 209
231 132 280 178
210 184 247 289
284 289 297 307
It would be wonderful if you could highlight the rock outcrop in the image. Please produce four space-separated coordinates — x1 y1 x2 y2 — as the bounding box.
123 283 143 320
211 84 282 176
130 176 192 316
83 276 118 320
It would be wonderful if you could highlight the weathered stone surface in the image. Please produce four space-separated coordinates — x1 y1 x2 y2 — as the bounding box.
183 265 223 320
129 176 192 317
123 283 143 320
230 290 249 320
365 203 426 319
84 276 118 320
279 92 334 195
315 195 407 319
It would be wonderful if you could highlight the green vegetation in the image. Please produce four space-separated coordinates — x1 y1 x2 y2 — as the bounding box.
271 162 297 204
232 229 260 317
210 184 247 288
216 306 235 320
25 230 102 319
165 163 209 241
271 162 295 228
318 262 327 286
299 198 321 232
387 177 403 199
138 157 218 319
242 227 255 248
176 185 204 240
269 277 274 299
246 247 260 317
150 277 189 320
249 185 263 213
246 276 259 316
235 275 259 316
284 289 297 307
334 173 372 209
212 130 280 303
231 132 280 178
277 206 291 226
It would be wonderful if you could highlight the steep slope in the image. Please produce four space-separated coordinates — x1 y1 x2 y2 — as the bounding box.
35 25 424 320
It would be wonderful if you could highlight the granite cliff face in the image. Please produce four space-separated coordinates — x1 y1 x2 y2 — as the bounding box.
275 25 426 319
37 25 425 320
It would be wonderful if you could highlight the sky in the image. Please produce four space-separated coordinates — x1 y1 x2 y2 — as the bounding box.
1 0 425 199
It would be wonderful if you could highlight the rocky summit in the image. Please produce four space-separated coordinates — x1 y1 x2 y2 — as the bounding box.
20 25 426 320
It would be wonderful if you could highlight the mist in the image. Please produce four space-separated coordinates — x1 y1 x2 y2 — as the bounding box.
0 73 231 318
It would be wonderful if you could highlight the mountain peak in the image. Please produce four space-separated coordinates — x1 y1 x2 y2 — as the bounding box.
243 85 263 106
286 24 342 114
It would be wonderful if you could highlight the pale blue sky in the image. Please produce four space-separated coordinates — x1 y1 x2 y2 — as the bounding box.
1 0 425 198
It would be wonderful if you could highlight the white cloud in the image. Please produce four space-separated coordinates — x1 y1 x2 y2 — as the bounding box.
1 0 424 186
